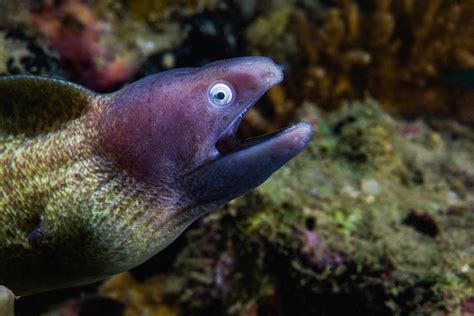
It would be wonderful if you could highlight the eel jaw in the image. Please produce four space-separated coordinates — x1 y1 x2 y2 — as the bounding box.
186 120 312 214
181 56 311 217
214 91 310 158
214 121 313 165
215 61 285 156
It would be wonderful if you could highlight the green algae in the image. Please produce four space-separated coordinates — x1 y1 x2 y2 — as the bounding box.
173 99 474 315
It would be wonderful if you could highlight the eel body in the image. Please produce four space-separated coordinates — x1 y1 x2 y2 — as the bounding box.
0 57 312 296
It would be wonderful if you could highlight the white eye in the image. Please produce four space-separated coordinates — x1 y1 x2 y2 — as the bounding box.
208 82 234 107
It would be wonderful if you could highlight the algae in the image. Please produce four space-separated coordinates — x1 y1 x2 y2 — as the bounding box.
0 29 65 78
170 99 474 315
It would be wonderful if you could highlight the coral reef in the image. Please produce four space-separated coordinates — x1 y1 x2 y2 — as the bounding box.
0 0 224 91
1 0 472 127
2 1 473 315
29 0 139 90
99 273 179 316
169 100 474 315
28 0 191 90
134 0 247 80
246 0 474 130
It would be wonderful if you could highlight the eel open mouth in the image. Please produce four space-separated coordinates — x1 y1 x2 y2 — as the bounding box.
215 100 312 158
212 58 312 158
216 122 312 156
209 56 312 166
185 56 312 210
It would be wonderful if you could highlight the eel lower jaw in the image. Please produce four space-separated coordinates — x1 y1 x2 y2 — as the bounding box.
216 123 312 157
215 95 312 157
186 121 312 211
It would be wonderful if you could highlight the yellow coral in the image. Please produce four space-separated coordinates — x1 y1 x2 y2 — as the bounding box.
100 272 179 316
246 0 474 131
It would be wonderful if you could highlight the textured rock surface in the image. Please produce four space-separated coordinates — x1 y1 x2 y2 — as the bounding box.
34 100 473 316
168 100 473 315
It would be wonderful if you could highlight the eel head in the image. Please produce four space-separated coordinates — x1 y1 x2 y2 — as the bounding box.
99 57 312 222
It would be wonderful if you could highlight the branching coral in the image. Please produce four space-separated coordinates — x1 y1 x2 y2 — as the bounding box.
247 0 474 131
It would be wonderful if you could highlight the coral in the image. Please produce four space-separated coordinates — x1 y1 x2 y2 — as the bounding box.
99 273 179 316
170 100 474 315
246 0 474 131
0 2 30 27
1 1 245 92
0 0 195 91
29 0 139 90
134 0 246 80
124 0 219 23
52 296 125 316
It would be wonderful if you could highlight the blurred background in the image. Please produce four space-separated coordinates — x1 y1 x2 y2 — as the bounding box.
1 0 473 315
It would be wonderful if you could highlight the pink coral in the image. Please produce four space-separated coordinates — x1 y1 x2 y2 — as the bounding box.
30 0 136 90
300 230 343 267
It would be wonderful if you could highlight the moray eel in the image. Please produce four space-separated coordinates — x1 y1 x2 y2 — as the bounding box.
0 56 312 296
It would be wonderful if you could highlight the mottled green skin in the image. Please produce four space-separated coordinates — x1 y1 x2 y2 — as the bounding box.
0 78 190 295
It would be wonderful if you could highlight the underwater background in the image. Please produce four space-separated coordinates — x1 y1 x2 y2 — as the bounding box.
0 0 473 315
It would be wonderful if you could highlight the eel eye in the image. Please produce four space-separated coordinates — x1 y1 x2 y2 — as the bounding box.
208 82 234 107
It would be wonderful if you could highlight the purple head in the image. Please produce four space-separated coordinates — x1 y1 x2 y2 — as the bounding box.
98 57 312 217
